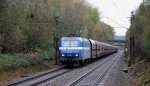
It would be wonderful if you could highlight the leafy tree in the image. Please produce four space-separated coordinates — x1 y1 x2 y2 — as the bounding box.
127 4 150 62
95 22 114 41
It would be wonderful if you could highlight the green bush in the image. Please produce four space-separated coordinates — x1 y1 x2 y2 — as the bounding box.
0 49 55 71
0 54 26 71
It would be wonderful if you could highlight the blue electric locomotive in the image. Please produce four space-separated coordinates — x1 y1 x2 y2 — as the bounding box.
59 37 91 64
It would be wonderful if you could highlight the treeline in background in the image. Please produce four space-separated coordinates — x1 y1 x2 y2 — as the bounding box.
0 0 114 71
126 3 150 86
0 0 114 53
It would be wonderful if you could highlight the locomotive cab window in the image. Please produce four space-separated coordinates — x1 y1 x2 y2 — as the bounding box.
62 41 70 47
70 41 78 47
61 41 78 47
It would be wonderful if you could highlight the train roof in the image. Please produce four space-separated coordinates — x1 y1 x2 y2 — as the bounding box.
61 37 87 41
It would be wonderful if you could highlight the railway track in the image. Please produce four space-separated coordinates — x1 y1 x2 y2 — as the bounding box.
92 52 122 86
4 66 71 86
69 51 122 86
4 52 122 86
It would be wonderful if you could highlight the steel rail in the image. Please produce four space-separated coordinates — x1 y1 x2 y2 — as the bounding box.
5 66 66 86
30 69 72 86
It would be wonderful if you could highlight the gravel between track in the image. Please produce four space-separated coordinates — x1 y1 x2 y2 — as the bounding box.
74 51 121 86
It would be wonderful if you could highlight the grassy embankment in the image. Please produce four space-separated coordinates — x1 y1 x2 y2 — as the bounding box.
0 49 55 72
0 49 57 84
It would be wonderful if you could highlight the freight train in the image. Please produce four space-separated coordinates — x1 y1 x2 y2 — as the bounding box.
58 35 118 66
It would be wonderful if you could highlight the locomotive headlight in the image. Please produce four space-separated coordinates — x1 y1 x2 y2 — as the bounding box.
62 54 65 56
75 54 79 56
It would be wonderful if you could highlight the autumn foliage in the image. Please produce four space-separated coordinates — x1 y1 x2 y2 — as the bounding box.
0 0 115 53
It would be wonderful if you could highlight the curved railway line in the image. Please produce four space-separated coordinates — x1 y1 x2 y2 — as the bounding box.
4 51 123 86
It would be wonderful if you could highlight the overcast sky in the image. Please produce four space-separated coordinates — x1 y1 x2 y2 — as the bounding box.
87 0 142 36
